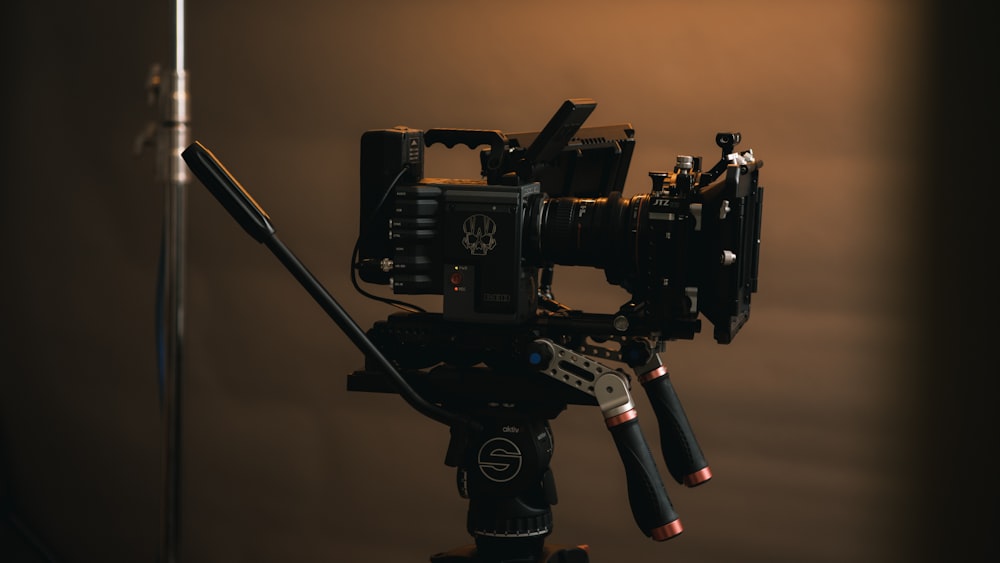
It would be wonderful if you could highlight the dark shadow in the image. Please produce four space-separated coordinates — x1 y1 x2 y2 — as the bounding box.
0 420 60 563
910 1 1000 562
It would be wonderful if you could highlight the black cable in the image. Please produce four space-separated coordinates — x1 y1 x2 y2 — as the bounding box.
350 165 426 313
350 239 424 313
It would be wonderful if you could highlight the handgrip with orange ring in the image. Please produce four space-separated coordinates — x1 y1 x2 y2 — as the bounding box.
605 408 683 540
636 358 712 487
593 371 682 541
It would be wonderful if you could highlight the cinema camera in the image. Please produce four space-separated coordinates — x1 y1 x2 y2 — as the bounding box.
354 98 761 343
182 98 764 563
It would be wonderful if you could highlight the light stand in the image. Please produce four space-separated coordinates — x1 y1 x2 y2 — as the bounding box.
136 1 189 561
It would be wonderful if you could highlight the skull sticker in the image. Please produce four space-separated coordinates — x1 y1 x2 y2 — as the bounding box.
461 214 498 256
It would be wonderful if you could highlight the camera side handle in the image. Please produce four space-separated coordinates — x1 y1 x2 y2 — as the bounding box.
622 344 712 487
423 128 507 172
182 140 275 242
180 141 480 434
638 366 712 487
596 371 683 540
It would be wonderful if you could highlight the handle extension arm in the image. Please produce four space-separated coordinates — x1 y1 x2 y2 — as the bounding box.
180 141 479 434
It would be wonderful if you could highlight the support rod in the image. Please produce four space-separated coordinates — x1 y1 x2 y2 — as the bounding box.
158 0 189 561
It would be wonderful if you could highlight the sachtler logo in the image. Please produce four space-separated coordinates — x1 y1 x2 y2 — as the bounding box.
477 437 522 483
461 214 498 256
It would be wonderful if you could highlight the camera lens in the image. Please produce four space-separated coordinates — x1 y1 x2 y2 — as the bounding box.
536 193 643 274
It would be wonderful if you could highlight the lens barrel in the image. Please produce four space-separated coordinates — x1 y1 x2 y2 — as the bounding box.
535 193 645 278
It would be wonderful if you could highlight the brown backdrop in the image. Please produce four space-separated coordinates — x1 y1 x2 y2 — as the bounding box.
1 1 994 562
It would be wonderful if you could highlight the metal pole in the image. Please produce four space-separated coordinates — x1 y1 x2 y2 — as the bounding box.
159 0 188 561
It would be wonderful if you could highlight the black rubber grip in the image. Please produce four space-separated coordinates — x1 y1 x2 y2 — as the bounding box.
641 374 711 486
607 415 681 539
181 141 275 243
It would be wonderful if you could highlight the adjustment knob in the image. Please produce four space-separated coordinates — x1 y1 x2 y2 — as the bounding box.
526 341 553 368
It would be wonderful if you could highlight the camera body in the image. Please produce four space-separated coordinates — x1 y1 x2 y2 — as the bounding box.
358 125 542 323
356 99 763 343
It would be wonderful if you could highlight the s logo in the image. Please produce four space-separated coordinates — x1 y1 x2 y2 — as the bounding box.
477 437 522 483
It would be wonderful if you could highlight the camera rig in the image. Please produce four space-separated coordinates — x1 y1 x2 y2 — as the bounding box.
182 98 764 563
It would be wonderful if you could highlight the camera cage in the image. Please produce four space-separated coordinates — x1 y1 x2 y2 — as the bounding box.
355 98 763 347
